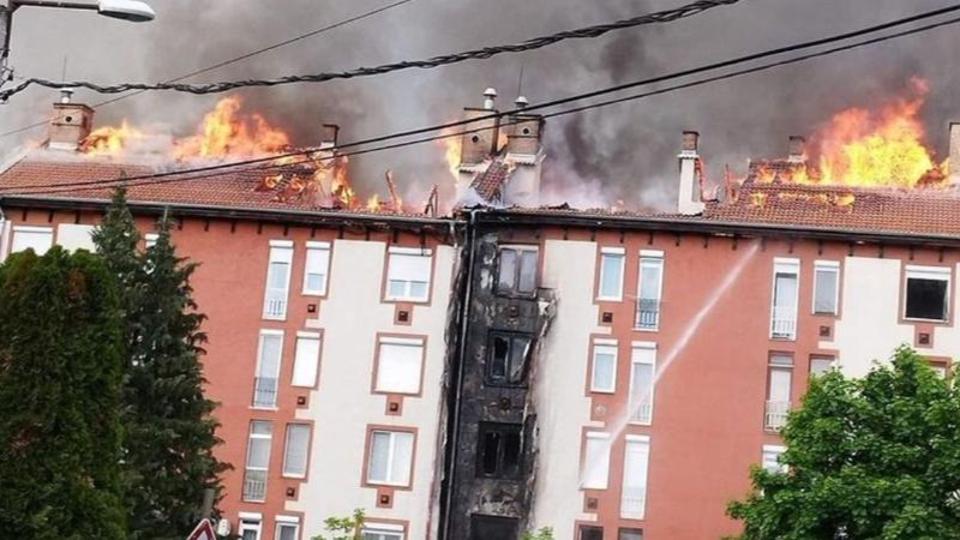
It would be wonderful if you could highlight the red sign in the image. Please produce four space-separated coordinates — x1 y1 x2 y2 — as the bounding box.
187 519 216 540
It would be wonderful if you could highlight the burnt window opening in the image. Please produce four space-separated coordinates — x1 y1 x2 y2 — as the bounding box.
618 528 644 540
497 246 539 296
470 514 518 540
579 525 604 540
477 422 523 479
905 275 949 321
487 333 532 386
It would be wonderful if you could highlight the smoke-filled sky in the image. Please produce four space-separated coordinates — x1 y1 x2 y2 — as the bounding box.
3 0 960 209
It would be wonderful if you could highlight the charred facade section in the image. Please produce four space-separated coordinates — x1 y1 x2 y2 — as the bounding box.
443 228 554 540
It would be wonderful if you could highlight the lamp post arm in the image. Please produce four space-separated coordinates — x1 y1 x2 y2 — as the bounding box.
12 1 97 10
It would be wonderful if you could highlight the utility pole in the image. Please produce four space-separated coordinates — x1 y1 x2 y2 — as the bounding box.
0 1 13 89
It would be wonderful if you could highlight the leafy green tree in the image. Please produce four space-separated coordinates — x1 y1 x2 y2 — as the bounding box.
94 192 226 538
312 508 366 540
522 526 556 540
728 346 960 539
0 247 127 538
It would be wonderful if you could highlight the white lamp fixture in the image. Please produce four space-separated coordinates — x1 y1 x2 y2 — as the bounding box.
96 0 155 22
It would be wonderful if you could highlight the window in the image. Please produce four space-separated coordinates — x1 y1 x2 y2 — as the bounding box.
810 355 835 378
303 241 331 295
636 251 664 330
590 340 618 393
619 529 643 540
375 337 425 395
477 422 522 479
239 515 263 540
291 332 321 388
765 355 793 431
579 526 603 540
496 245 538 296
762 445 787 473
929 360 949 379
56 224 95 252
362 523 405 540
253 330 283 408
10 225 53 255
581 432 611 489
598 247 625 300
771 259 800 339
471 515 518 540
813 261 839 315
385 247 432 302
283 424 311 478
367 430 415 486
144 233 159 249
263 241 294 319
275 517 300 540
243 421 272 502
629 343 656 424
486 333 532 386
621 435 650 520
904 265 951 321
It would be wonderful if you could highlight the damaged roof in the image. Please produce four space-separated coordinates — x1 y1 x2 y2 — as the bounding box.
468 160 512 203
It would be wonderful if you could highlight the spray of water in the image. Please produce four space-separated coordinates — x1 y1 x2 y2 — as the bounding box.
580 240 760 487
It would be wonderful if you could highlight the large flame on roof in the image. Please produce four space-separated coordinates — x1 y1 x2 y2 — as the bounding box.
80 121 144 157
172 96 290 159
754 77 947 189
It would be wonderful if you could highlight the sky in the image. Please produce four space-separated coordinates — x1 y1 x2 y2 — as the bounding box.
2 0 960 210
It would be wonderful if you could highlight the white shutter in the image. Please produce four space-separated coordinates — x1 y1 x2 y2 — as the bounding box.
56 224 95 252
375 338 424 394
291 333 321 387
581 432 611 489
621 435 650 519
303 242 331 295
11 226 53 255
387 253 431 283
283 424 311 477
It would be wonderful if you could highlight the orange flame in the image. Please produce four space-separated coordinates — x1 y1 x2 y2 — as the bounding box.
80 121 143 157
438 128 461 181
172 96 290 160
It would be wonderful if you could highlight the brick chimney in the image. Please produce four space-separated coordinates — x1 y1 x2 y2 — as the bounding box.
457 88 501 198
787 135 807 164
47 89 93 152
677 131 705 215
950 122 960 184
502 95 545 207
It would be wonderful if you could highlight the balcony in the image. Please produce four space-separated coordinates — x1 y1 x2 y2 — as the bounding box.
242 468 267 502
630 398 653 425
620 485 646 519
635 298 660 330
765 400 789 430
263 290 287 319
770 306 797 339
252 377 278 408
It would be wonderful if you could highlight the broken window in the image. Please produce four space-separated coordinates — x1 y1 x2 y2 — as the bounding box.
579 526 603 540
470 514 518 540
497 245 539 295
486 333 532 386
813 261 839 315
476 422 523 479
905 266 950 321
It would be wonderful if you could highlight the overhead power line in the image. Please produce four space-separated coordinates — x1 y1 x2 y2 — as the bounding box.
0 0 740 102
0 0 417 138
7 5 960 196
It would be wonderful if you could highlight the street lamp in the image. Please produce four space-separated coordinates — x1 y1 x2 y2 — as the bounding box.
0 0 155 83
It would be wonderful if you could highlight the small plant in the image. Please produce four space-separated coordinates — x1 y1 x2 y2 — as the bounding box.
311 508 366 540
522 527 555 540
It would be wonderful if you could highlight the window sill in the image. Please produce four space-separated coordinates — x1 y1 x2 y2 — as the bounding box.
366 480 411 489
580 485 609 491
240 499 267 505
769 335 797 342
301 290 327 297
262 315 288 322
627 420 652 427
373 389 420 396
249 406 279 412
383 297 429 304
596 296 623 302
282 473 306 480
633 326 660 333
589 388 616 395
903 316 949 324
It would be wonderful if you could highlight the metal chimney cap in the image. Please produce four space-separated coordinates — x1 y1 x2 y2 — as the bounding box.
483 87 498 98
515 95 529 109
59 88 76 104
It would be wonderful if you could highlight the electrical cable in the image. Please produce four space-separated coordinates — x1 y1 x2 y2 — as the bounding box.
0 0 740 101
7 6 960 196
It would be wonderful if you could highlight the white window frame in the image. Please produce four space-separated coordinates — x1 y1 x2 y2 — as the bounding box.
239 514 263 540
302 241 331 296
812 260 840 315
761 444 788 474
55 223 96 252
362 522 405 540
809 355 836 378
253 329 284 409
282 423 311 479
629 341 657 425
581 431 612 490
620 434 650 520
291 331 321 388
384 246 433 303
765 355 793 431
496 244 540 296
590 339 618 393
636 250 664 331
374 336 425 395
366 430 415 487
770 258 800 340
243 422 272 503
597 247 626 301
10 225 54 255
263 240 294 320
903 265 952 322
144 233 159 249
275 515 300 540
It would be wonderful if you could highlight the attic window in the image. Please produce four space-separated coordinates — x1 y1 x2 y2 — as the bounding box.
477 422 522 479
904 266 950 322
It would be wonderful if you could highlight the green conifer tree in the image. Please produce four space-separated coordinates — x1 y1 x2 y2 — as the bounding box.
0 247 127 538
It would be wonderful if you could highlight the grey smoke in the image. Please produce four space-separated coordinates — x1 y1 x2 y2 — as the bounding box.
2 0 959 210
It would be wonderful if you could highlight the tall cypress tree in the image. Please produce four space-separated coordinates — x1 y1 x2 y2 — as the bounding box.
94 191 226 538
0 247 127 538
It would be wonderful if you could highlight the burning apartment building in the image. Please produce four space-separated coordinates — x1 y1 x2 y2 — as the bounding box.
2 84 960 539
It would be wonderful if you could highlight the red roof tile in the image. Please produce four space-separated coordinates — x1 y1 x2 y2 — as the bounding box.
469 160 512 202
